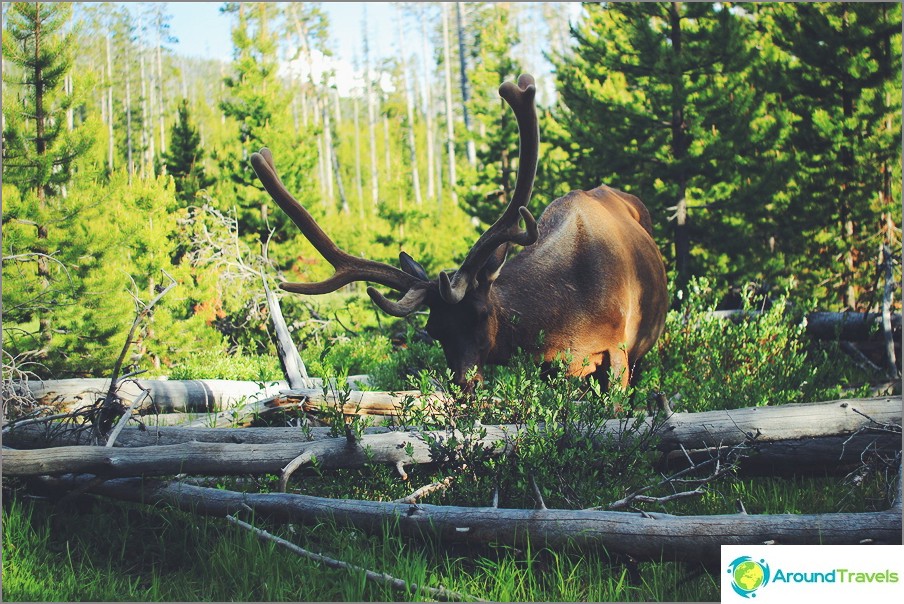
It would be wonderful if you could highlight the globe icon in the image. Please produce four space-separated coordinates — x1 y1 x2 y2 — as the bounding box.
734 560 765 592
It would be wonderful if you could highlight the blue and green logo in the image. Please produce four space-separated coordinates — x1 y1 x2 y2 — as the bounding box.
727 556 771 598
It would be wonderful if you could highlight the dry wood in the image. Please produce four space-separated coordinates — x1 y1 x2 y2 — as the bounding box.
661 434 902 475
1 423 391 449
263 275 312 389
225 515 482 602
24 376 373 413
41 475 903 563
4 397 899 479
0 427 510 478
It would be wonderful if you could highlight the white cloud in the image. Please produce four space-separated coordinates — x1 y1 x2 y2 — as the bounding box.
279 47 394 97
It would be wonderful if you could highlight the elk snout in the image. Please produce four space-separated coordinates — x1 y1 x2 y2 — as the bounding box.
451 365 484 396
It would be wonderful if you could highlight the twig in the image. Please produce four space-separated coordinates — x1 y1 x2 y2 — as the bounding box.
100 271 177 432
225 514 485 602
393 477 454 504
607 488 705 510
279 451 313 493
840 341 883 375
530 475 547 510
1 411 76 433
105 389 150 448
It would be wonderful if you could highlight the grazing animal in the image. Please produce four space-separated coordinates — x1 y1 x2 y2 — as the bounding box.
251 74 668 391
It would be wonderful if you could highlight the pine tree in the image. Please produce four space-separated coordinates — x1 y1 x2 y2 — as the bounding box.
762 2 902 309
2 1 92 357
456 3 524 227
551 2 786 295
163 99 214 204
218 2 283 248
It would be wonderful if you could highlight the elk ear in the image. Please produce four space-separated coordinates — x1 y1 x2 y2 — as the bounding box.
399 251 429 281
477 243 509 287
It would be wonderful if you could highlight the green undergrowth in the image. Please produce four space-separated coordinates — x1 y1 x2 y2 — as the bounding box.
3 278 897 602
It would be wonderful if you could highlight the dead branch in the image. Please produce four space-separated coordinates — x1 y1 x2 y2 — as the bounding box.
40 475 903 563
225 514 484 602
4 397 900 479
263 273 312 389
97 271 177 434
394 477 455 504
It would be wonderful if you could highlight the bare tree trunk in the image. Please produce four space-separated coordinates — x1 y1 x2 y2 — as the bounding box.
353 94 364 211
455 2 476 167
125 43 135 183
155 17 167 168
383 110 391 176
441 3 458 206
324 103 349 214
320 95 335 203
139 36 152 179
419 8 436 202
37 473 904 564
332 87 342 127
364 12 379 210
106 32 115 171
398 16 423 206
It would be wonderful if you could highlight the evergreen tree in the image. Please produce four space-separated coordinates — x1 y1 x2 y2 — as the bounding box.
163 98 214 204
762 2 902 309
218 2 285 248
2 1 92 357
551 2 787 295
456 3 525 228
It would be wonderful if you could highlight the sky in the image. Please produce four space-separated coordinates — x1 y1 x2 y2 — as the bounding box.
165 2 398 64
164 2 428 95
159 2 582 100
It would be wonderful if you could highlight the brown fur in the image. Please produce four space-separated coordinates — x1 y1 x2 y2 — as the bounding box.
427 186 669 389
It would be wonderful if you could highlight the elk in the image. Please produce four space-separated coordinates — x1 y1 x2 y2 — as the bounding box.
250 74 668 392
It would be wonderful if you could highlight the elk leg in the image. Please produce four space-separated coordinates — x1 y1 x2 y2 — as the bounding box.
593 348 629 391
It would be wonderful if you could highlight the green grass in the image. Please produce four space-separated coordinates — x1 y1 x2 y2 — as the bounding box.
2 468 892 602
2 495 722 602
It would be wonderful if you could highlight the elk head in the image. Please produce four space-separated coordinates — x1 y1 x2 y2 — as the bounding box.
251 74 541 391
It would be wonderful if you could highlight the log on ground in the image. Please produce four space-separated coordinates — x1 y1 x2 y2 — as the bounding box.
40 475 903 563
4 397 899 478
23 376 373 413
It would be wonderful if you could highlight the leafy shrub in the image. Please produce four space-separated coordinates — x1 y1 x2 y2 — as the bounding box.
638 277 875 412
168 349 283 382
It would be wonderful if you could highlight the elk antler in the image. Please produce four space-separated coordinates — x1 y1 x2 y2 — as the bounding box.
251 148 430 314
439 74 540 304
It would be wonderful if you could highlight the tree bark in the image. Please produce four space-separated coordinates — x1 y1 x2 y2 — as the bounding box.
23 376 372 413
6 423 895 478
455 2 477 167
399 36 423 206
5 397 899 477
263 275 311 389
419 7 437 202
441 2 458 206
39 475 903 563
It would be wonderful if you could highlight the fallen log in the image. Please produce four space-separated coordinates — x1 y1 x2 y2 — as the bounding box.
5 423 896 476
4 397 899 479
661 434 902 475
23 376 373 413
709 310 902 341
38 475 903 563
2 423 392 449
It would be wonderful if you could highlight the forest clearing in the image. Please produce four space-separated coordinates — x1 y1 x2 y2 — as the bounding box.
2 2 902 602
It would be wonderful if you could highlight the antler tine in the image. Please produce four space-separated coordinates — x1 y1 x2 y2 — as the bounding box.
250 149 427 309
439 74 540 304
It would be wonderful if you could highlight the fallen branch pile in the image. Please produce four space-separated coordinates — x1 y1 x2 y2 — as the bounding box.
4 391 902 564
35 472 903 564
